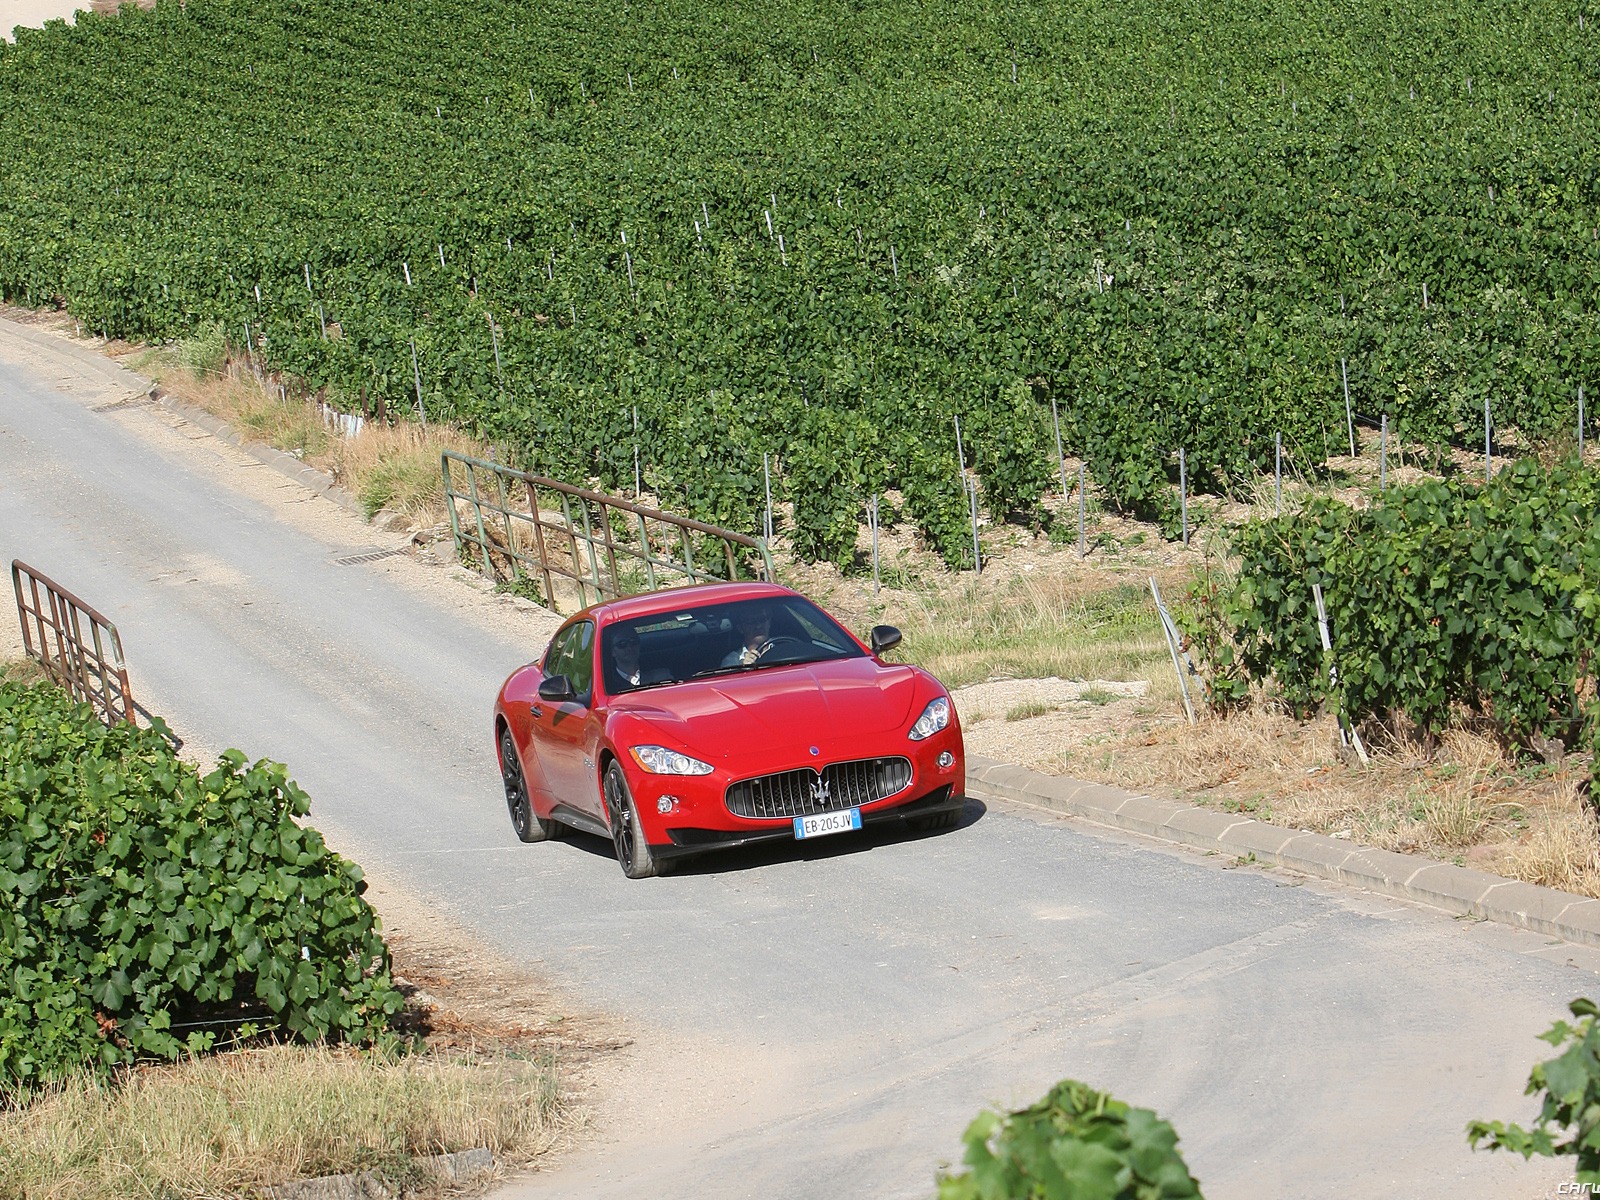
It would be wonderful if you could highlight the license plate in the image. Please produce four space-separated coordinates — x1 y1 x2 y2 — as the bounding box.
794 808 862 840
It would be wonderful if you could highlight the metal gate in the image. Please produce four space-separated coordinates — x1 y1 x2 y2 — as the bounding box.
442 452 774 614
11 560 136 725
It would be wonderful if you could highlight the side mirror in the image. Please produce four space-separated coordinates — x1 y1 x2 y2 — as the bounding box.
538 674 575 702
869 625 902 655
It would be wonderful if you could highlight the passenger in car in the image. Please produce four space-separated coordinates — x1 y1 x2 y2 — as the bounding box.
607 627 670 692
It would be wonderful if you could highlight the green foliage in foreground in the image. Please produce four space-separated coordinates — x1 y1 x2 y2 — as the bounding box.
938 1078 1202 1199
0 682 402 1088
1469 998 1600 1181
1188 459 1600 776
2 0 1599 560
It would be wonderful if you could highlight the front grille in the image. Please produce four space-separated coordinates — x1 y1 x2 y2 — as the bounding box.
725 757 913 820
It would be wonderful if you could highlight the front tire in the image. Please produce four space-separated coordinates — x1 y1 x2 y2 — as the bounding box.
501 727 563 843
604 759 661 879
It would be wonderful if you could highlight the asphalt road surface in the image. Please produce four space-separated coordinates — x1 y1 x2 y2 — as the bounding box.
0 317 1581 1198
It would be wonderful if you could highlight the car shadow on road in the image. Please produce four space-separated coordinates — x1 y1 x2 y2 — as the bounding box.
554 796 989 878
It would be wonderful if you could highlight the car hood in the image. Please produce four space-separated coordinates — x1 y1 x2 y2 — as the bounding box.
610 657 923 762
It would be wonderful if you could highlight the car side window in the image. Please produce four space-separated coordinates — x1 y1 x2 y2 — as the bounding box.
563 621 596 702
543 626 578 678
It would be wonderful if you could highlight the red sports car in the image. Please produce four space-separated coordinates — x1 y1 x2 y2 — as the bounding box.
493 581 966 878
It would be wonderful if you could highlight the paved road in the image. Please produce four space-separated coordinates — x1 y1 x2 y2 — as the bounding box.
0 318 1580 1198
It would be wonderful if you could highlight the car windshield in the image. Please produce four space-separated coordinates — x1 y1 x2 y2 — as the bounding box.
601 596 866 694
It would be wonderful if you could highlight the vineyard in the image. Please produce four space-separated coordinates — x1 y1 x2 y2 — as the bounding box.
1192 459 1600 784
1 0 1598 563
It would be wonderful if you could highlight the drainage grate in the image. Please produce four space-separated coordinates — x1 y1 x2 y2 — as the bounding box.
334 547 410 566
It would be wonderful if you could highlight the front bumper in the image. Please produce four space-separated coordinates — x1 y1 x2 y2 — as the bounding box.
653 786 966 862
622 729 966 860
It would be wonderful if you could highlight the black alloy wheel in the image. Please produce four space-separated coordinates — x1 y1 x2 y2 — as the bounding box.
604 759 660 879
500 727 562 843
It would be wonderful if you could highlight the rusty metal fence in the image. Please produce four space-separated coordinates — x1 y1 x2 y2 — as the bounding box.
442 452 774 614
11 560 136 725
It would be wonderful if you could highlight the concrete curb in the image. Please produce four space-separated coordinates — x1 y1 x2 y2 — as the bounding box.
152 388 368 521
263 1147 494 1199
966 755 1600 949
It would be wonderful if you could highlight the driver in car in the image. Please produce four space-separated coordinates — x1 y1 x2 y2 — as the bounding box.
721 605 773 668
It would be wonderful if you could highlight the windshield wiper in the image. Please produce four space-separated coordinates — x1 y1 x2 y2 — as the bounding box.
690 663 757 679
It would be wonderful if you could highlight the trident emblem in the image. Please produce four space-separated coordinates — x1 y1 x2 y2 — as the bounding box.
809 775 830 807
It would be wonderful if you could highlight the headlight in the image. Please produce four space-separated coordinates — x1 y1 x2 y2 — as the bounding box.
908 696 950 741
629 745 715 775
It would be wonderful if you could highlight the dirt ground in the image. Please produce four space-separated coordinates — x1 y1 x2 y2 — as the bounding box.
361 871 631 1144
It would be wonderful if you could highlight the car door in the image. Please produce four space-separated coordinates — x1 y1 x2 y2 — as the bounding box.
528 620 603 818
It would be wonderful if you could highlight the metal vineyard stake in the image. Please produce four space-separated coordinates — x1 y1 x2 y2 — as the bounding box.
409 338 428 428
967 476 981 573
1275 432 1282 515
1149 578 1195 724
1078 462 1086 559
1341 357 1355 456
953 414 966 491
1485 398 1492 481
1051 397 1068 512
763 453 773 542
1379 415 1387 490
869 494 880 594
1179 447 1188 546
1313 583 1370 765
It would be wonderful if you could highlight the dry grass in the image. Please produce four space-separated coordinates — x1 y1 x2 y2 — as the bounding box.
1005 700 1058 722
1064 707 1600 898
895 572 1174 693
0 658 43 685
334 421 481 520
0 1044 567 1200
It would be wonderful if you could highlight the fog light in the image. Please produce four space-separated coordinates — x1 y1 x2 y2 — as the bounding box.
657 795 680 814
937 751 954 770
